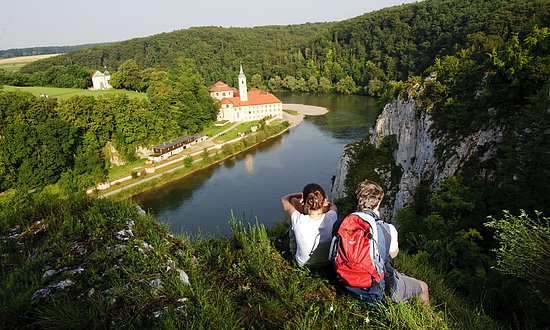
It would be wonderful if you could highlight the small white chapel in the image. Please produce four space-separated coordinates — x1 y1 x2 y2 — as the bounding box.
91 69 112 90
210 66 283 123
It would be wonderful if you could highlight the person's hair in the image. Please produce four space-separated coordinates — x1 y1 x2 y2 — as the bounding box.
355 179 384 211
302 183 329 215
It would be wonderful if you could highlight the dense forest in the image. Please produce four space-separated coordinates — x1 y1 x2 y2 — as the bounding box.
1 0 549 327
0 43 104 59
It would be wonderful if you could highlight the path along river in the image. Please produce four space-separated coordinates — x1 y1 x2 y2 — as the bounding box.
135 92 380 236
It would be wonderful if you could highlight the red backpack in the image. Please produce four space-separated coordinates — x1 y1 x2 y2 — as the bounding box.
329 211 387 290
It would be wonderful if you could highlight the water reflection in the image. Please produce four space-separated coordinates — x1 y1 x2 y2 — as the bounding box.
245 154 254 175
136 93 380 236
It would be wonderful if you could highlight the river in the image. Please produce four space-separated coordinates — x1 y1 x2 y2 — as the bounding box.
134 92 380 236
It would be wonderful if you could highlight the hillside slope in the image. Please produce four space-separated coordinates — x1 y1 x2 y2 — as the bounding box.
17 0 549 93
0 194 496 328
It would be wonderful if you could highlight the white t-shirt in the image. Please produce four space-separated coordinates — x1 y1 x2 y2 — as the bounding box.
291 210 338 266
387 223 399 256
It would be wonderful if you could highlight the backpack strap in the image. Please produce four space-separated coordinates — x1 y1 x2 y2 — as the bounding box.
352 212 381 269
358 210 395 297
378 222 395 296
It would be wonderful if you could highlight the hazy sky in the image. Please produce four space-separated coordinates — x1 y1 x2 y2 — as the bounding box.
1 0 419 51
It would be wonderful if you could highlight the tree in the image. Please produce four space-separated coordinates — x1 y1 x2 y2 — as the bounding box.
366 78 384 97
335 76 358 94
251 73 263 88
318 77 331 92
296 77 308 91
307 76 318 92
282 75 298 91
110 59 141 91
268 76 283 90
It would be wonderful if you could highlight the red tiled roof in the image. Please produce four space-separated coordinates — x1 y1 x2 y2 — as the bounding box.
210 81 231 92
222 92 281 107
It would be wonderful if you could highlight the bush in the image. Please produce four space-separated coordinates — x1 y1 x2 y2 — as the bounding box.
485 210 550 307
183 156 193 167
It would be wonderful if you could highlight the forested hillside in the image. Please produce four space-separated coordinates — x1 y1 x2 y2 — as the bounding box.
0 44 103 59
338 21 550 329
4 0 548 97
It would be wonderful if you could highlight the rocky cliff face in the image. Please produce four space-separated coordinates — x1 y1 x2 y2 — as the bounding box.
332 96 504 220
104 141 126 167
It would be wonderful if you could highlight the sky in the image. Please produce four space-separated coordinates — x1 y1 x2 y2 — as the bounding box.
0 0 419 51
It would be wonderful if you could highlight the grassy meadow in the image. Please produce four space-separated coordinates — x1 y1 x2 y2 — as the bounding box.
2 85 147 100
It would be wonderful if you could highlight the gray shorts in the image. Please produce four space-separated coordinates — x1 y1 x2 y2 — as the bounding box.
391 270 423 302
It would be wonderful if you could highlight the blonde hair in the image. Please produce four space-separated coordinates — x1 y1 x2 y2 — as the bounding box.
355 179 384 211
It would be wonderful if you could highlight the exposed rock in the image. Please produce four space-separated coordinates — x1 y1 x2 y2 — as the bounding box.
333 95 504 221
104 141 126 167
331 153 350 199
176 268 190 285
136 146 152 158
32 279 74 299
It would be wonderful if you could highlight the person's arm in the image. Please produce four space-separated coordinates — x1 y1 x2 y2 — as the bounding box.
281 193 302 218
329 201 337 213
389 224 399 259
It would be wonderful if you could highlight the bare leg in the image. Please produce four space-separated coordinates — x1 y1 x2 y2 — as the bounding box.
419 280 430 305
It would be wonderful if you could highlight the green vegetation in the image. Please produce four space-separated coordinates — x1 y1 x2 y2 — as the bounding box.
3 85 146 100
0 44 102 59
339 23 550 328
0 195 496 328
486 210 550 308
0 0 548 327
3 0 546 98
0 58 217 195
215 121 260 141
0 61 32 72
283 109 299 116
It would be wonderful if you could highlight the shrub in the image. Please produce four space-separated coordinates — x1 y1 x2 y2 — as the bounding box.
485 210 550 307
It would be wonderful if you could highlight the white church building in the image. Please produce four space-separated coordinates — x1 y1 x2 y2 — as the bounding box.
210 66 283 123
91 69 112 90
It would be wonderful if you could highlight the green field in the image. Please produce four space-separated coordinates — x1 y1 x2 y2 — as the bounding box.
0 61 28 72
0 54 62 72
2 85 147 100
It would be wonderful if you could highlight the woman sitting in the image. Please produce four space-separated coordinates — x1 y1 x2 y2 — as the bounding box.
281 183 338 266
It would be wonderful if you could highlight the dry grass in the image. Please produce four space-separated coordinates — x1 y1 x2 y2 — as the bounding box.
0 53 62 64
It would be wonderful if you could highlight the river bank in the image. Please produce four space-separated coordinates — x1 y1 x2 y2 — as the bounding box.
101 104 328 199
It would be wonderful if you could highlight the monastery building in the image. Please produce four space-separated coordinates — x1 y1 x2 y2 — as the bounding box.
210 66 283 123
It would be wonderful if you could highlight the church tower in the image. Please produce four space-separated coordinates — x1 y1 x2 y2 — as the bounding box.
238 65 248 102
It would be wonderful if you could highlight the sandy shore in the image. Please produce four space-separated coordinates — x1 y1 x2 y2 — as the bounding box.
282 103 328 127
284 103 328 116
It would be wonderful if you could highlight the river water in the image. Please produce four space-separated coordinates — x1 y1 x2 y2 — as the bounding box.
135 92 380 236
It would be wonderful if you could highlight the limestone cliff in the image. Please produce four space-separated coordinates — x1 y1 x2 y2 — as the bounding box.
333 95 504 220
